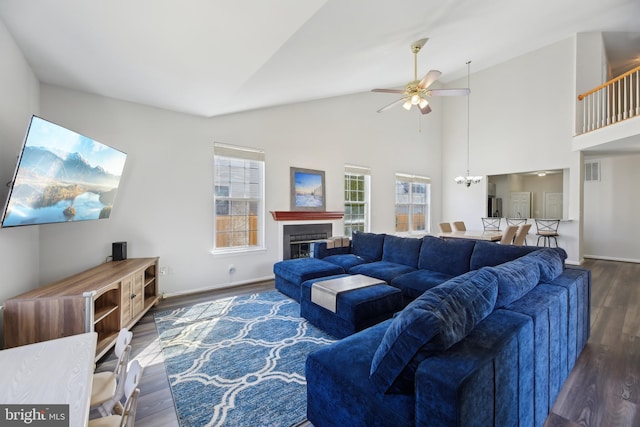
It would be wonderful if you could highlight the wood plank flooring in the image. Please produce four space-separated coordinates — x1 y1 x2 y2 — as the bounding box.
94 259 640 427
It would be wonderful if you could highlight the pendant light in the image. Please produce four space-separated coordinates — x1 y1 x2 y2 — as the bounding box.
455 61 482 187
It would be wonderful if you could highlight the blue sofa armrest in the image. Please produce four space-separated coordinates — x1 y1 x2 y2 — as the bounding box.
311 240 352 258
414 310 534 427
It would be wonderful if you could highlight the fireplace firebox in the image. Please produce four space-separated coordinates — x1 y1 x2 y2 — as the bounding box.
283 223 332 260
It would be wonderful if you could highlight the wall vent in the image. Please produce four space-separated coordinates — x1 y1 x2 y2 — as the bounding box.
585 160 600 182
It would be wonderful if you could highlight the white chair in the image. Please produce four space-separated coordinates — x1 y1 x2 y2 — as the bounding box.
499 225 519 245
452 221 466 231
513 223 532 246
91 329 133 416
439 222 452 232
89 360 143 427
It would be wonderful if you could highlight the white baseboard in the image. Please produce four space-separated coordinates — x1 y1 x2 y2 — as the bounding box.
584 255 640 264
163 275 275 298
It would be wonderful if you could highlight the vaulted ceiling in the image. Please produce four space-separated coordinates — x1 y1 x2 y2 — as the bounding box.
1 0 639 118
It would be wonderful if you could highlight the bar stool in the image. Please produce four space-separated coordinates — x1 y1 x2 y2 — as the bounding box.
481 217 501 231
506 218 527 226
535 219 560 247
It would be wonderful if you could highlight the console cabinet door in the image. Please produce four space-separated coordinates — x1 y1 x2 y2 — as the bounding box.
132 270 145 318
120 276 133 325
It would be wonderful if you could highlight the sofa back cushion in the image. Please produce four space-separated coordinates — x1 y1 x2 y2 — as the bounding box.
523 248 566 281
369 269 498 393
381 235 422 268
351 231 386 262
482 257 541 308
470 241 547 270
418 236 476 276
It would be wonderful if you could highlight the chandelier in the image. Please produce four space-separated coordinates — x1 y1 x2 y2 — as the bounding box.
455 61 482 187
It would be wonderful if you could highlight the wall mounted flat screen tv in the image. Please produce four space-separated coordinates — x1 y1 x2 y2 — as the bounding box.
1 115 127 227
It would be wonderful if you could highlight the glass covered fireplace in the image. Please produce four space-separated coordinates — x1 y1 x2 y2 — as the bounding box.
283 223 332 260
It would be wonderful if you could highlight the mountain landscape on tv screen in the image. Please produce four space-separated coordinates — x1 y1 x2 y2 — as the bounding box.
2 146 125 227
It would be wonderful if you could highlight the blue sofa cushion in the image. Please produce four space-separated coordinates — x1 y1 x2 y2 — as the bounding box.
273 258 344 284
418 236 476 276
524 248 566 282
483 257 541 309
322 253 370 270
349 261 416 284
351 231 386 262
369 269 498 393
470 241 541 270
390 269 454 301
306 320 416 427
381 235 422 268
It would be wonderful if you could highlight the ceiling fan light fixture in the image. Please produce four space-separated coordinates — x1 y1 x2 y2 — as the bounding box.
372 38 470 116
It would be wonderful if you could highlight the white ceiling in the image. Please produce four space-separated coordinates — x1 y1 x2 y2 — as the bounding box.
1 0 639 118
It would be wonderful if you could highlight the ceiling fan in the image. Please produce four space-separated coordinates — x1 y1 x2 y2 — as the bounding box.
372 38 470 114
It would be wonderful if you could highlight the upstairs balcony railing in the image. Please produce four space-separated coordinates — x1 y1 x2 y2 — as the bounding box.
577 64 640 134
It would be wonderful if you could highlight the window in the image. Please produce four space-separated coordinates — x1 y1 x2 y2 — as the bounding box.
344 165 370 237
395 173 431 233
213 143 265 253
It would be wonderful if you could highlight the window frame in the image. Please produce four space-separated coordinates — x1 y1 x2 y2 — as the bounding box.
212 143 266 254
395 173 431 234
344 165 371 237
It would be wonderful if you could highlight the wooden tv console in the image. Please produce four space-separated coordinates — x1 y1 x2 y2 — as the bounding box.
3 257 160 360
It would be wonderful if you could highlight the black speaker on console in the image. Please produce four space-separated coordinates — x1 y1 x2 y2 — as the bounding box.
112 242 127 261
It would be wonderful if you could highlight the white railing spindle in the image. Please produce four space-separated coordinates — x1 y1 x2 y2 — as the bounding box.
578 64 640 134
637 70 640 116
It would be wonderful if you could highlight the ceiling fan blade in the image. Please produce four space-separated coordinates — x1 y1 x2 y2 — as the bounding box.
376 97 407 113
372 88 405 94
426 88 471 97
419 103 432 115
418 70 442 89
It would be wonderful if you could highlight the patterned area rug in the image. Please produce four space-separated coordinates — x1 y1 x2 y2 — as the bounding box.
154 291 336 427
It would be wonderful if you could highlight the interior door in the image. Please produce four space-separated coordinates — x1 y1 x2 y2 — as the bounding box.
544 192 563 218
510 192 531 218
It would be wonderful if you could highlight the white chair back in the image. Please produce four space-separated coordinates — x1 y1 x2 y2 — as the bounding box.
114 329 133 358
124 360 144 399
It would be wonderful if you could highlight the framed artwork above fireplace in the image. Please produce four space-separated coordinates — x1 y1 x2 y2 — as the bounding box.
290 167 325 211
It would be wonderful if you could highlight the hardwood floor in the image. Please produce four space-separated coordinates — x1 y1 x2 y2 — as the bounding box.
94 260 640 427
544 259 640 427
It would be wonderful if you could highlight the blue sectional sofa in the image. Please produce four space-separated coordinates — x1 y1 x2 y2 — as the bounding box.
271 231 591 427
294 232 591 427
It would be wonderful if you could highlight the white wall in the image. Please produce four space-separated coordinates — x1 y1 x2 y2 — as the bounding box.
5 26 638 306
0 19 41 346
37 85 444 294
574 32 607 135
583 153 640 262
441 38 583 263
